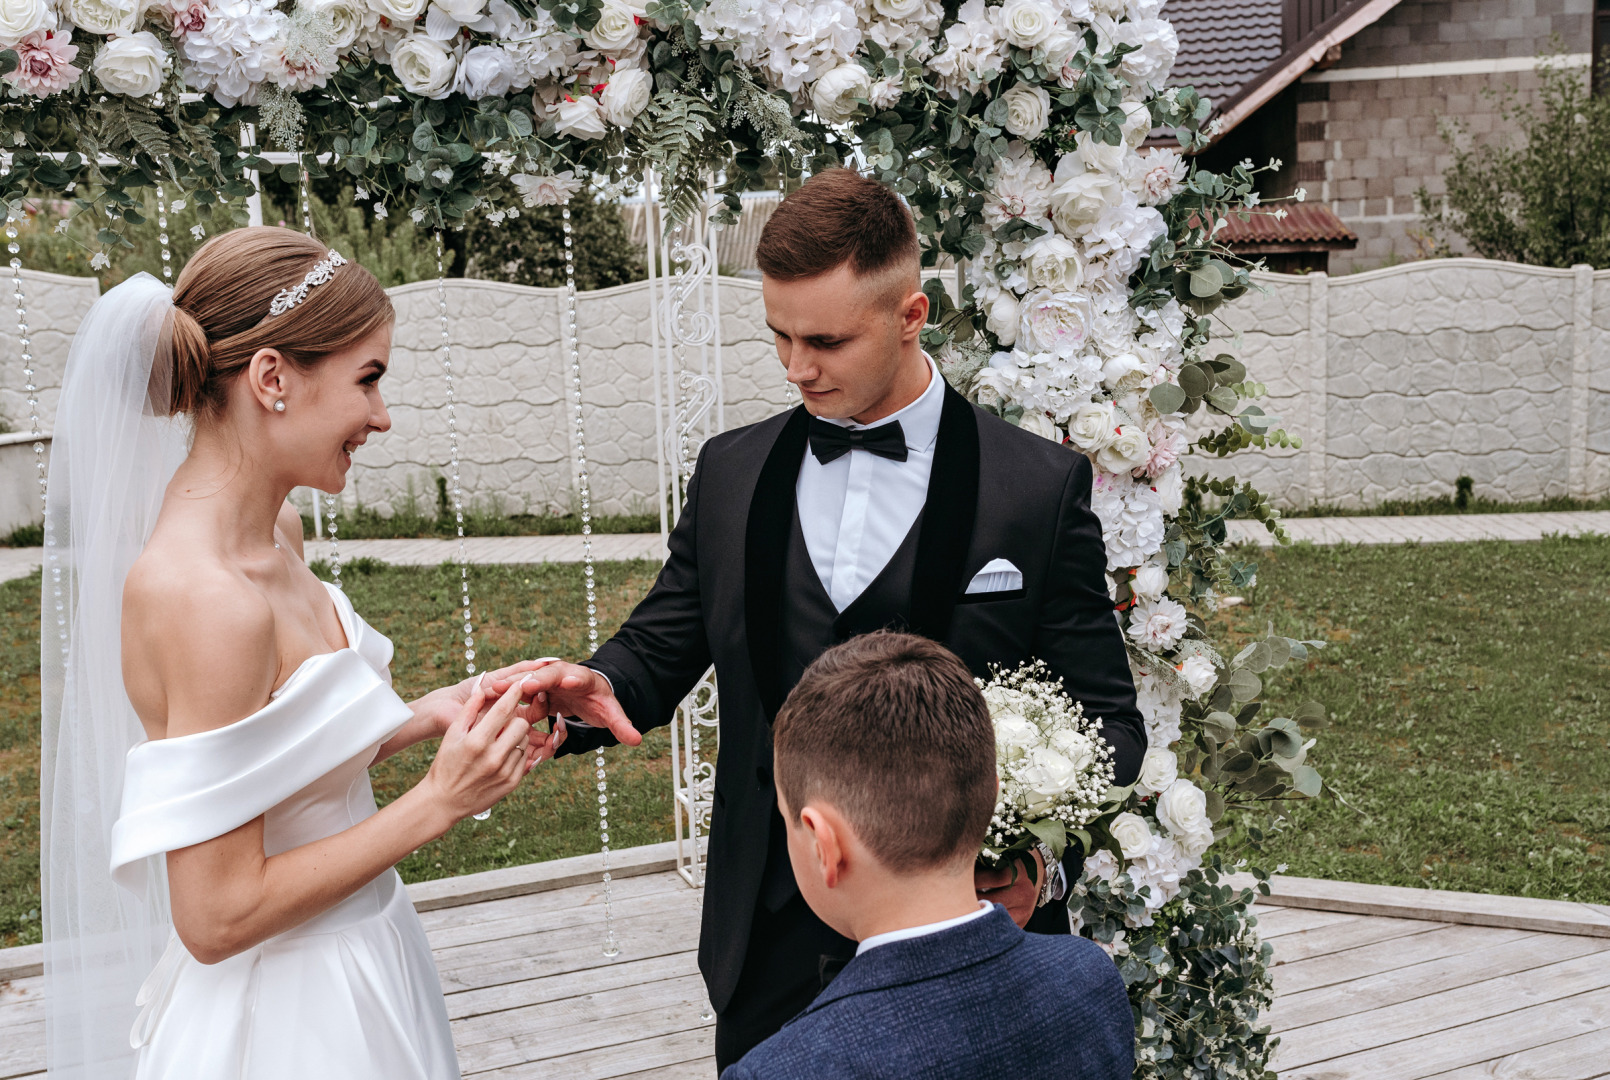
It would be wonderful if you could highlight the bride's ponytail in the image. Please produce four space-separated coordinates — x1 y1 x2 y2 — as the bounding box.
164 226 393 420
164 305 212 418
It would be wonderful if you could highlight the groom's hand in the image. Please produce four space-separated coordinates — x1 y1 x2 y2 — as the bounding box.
493 662 643 748
974 848 1045 928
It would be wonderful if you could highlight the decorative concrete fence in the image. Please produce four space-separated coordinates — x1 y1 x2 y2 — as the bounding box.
2 258 1607 523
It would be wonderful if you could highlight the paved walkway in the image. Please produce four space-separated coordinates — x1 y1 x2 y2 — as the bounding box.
1 512 1605 584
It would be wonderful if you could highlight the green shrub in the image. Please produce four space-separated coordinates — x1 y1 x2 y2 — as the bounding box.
462 194 643 290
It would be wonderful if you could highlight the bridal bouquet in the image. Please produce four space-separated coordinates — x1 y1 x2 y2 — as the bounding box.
979 661 1114 870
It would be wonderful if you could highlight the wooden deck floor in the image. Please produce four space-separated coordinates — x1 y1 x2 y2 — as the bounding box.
4 847 1609 1079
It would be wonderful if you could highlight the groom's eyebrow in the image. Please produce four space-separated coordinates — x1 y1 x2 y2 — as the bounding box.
768 322 849 345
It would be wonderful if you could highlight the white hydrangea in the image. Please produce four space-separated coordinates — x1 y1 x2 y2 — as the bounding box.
698 0 861 96
1091 470 1164 570
925 0 1005 97
173 0 287 107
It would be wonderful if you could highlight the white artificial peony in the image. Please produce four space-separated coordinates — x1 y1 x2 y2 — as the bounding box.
1178 654 1217 698
1128 596 1188 650
64 0 139 35
0 0 53 45
305 0 366 50
1135 747 1178 797
1067 400 1116 452
1001 81 1050 139
985 290 1020 346
511 169 583 206
1119 99 1152 147
373 0 430 24
996 0 1059 49
584 0 640 52
555 94 608 139
1109 811 1155 860
1020 231 1085 291
984 143 1054 227
1017 289 1092 357
1156 778 1210 842
1018 410 1061 442
1130 562 1168 602
600 66 652 127
391 34 455 98
93 31 170 95
1049 167 1124 239
455 43 516 99
811 60 870 123
1100 351 1148 388
1095 421 1149 474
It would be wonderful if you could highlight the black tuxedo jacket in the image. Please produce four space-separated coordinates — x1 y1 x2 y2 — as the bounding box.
568 384 1145 1010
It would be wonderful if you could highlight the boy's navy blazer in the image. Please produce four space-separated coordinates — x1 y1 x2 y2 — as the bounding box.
720 905 1135 1080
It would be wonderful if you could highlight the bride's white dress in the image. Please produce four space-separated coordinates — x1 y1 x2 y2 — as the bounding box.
106 582 461 1079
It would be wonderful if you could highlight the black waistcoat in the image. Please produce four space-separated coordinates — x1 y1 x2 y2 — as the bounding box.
758 504 925 912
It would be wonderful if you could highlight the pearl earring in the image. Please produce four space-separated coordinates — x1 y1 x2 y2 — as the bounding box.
273 400 286 413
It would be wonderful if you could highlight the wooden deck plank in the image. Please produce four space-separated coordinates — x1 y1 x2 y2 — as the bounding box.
0 1019 43 1080
1420 1027 1610 1080
1269 914 1448 965
611 1060 716 1080
436 911 704 993
1273 924 1531 997
1269 931 1610 1031
1276 955 1610 1071
467 1028 716 1080
427 884 702 953
419 872 692 938
1283 987 1610 1080
1251 907 1359 939
446 952 701 1022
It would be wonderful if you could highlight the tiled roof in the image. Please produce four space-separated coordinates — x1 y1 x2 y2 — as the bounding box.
1165 0 1286 106
1218 203 1358 247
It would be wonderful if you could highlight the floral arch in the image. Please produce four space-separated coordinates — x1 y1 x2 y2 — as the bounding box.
4 0 1330 1075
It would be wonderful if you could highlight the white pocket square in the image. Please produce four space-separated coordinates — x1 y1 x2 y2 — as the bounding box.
965 558 1023 594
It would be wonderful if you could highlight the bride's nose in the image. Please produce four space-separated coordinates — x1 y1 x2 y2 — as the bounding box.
370 398 392 434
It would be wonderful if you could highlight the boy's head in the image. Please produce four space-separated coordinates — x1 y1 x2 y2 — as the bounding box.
773 633 997 937
756 169 928 423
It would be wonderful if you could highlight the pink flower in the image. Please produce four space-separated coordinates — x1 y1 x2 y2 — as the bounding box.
167 0 209 36
6 32 80 97
1144 423 1186 476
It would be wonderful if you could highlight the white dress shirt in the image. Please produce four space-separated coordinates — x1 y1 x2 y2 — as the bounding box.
855 900 994 956
796 354 944 611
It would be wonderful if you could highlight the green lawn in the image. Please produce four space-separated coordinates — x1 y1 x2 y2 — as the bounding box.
1 536 1606 947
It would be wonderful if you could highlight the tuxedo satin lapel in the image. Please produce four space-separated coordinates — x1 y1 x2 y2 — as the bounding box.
746 406 811 720
909 384 980 642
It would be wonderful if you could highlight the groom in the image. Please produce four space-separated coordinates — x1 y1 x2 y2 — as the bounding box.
521 169 1145 1067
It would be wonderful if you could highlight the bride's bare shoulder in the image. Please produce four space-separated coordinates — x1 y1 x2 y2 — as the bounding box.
123 544 278 738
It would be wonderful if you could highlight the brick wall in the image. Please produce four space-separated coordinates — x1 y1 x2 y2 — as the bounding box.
1293 0 1595 273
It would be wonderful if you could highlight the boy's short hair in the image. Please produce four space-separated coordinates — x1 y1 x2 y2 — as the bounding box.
755 169 921 294
773 632 996 873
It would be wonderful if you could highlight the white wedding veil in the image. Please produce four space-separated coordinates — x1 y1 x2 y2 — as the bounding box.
39 272 191 1079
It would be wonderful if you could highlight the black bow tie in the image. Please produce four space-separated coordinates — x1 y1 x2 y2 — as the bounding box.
808 417 909 464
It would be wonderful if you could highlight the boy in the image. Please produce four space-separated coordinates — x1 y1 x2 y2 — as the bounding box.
723 632 1134 1080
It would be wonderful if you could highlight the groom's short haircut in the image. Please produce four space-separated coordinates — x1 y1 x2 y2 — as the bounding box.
755 169 921 304
774 632 996 873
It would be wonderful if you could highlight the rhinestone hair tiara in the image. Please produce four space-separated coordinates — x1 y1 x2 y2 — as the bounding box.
268 251 348 316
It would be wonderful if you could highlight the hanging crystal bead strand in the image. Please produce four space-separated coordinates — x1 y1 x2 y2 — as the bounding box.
156 185 173 284
300 167 313 235
7 212 44 549
562 200 617 958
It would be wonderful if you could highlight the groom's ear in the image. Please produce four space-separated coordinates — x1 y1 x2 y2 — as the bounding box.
896 286 929 343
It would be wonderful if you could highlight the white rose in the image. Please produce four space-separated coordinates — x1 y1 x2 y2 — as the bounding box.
1154 463 1185 513
872 0 927 17
996 0 1057 49
1127 596 1188 650
1020 231 1085 291
1020 747 1080 814
1131 562 1168 602
1067 400 1116 452
1018 289 1092 357
1001 82 1050 140
1178 654 1217 699
306 0 365 49
1135 747 1178 796
390 35 455 98
811 61 871 124
65 0 138 35
1096 422 1149 474
1155 778 1210 839
1101 351 1148 389
600 67 652 127
1018 410 1060 442
985 291 1020 346
1049 169 1124 238
92 31 169 96
0 0 53 44
1048 727 1096 773
584 0 640 52
373 0 430 21
1109 811 1155 860
993 712 1038 763
1120 100 1153 147
455 44 516 99
555 94 608 139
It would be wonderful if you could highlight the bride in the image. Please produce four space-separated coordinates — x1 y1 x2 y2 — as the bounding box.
38 227 626 1079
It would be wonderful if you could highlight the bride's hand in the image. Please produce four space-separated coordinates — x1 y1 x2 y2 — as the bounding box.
423 680 533 822
430 658 559 737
